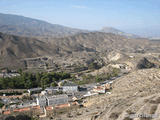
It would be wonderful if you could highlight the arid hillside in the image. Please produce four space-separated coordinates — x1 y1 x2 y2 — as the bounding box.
56 68 160 120
0 32 55 69
0 31 160 70
48 32 160 54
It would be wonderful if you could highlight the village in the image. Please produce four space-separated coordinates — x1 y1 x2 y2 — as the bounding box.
0 71 113 118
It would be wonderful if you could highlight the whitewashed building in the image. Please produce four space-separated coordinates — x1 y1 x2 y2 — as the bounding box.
28 88 42 94
46 94 68 106
37 94 69 106
62 82 78 93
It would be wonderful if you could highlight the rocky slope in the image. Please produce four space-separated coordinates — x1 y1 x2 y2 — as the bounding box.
0 32 55 69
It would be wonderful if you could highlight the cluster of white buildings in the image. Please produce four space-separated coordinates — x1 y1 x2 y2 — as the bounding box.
83 81 113 97
27 82 79 107
0 73 20 78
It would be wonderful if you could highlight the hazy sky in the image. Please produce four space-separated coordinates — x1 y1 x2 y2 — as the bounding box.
0 0 160 36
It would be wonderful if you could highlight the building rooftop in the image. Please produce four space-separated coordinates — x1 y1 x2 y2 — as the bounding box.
46 94 68 99
28 87 42 92
45 87 59 90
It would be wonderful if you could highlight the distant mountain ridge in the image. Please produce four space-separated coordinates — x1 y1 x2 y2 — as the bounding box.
101 27 139 38
0 13 87 37
0 13 141 39
101 27 123 34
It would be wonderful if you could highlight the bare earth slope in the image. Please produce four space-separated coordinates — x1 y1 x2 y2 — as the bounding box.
0 32 55 69
63 69 160 120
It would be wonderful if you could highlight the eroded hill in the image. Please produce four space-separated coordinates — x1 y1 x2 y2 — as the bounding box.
0 32 55 69
0 32 160 71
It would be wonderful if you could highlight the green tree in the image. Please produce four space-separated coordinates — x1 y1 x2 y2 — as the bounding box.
51 82 58 87
88 62 101 70
17 68 23 75
111 68 120 77
0 102 4 108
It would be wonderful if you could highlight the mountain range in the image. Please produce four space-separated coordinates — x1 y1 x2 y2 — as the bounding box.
101 27 139 38
0 13 139 39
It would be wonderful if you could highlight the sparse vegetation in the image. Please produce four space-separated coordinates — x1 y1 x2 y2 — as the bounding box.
137 58 156 69
73 65 88 72
149 97 160 104
124 117 133 120
88 62 102 70
150 105 157 114
109 112 121 119
75 68 120 85
5 114 32 120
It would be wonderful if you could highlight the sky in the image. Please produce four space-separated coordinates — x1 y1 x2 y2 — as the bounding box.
0 0 160 37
